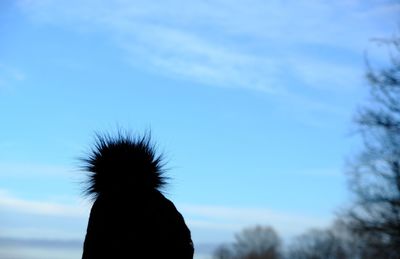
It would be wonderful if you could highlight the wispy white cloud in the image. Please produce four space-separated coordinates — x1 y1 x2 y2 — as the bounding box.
12 0 399 129
0 188 330 240
0 163 73 178
0 189 88 218
180 203 331 238
0 226 84 241
16 0 397 95
0 190 88 242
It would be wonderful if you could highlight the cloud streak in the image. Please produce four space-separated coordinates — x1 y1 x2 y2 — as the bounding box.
1 189 330 239
181 203 331 237
0 163 73 178
0 189 88 218
16 0 398 95
12 0 399 129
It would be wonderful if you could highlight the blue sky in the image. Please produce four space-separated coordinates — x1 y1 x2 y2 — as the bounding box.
0 0 399 258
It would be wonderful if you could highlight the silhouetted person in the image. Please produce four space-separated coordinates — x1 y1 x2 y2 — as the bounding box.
81 133 194 258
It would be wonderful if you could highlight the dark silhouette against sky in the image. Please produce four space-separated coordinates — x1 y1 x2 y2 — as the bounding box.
81 133 194 258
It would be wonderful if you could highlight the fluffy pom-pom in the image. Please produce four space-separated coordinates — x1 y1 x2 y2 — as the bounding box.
81 132 167 199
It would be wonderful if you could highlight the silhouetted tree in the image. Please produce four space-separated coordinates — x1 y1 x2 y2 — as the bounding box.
287 229 346 259
213 225 281 259
214 244 235 259
343 37 400 258
286 220 365 259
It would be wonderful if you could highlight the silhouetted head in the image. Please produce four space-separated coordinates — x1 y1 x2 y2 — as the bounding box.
81 132 194 259
81 133 167 199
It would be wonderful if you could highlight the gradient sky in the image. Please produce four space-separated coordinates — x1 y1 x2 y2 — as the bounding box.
0 0 399 258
